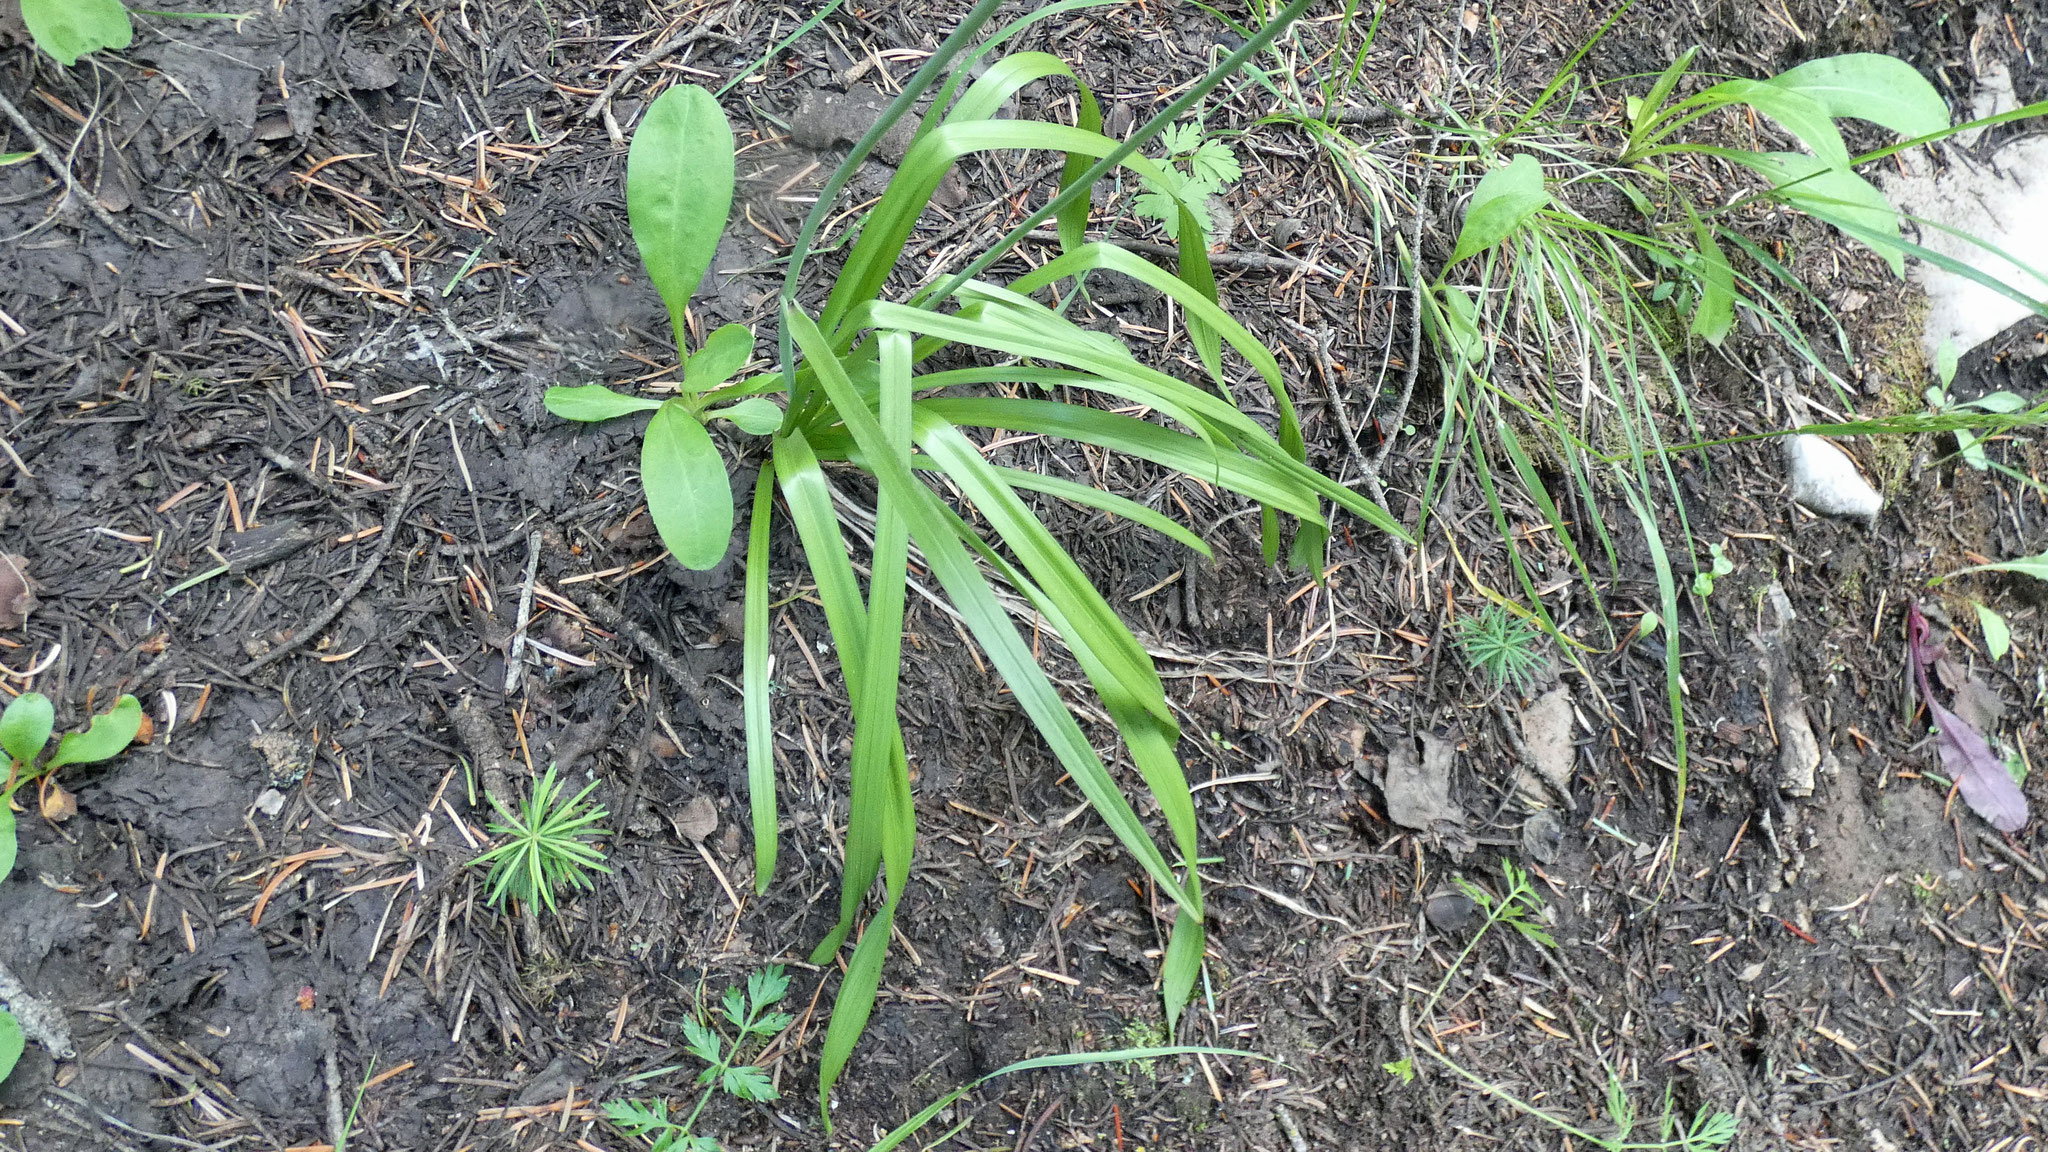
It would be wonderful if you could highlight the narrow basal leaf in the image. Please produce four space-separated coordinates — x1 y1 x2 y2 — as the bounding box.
45 696 142 770
684 323 755 393
1450 154 1549 265
1176 202 1226 387
788 310 1199 922
543 384 664 422
820 120 1202 337
771 431 915 962
1634 46 1701 138
20 0 132 66
641 401 734 570
0 693 53 767
1949 550 2048 584
1768 53 1949 139
628 85 735 339
815 331 918 1125
743 468 777 891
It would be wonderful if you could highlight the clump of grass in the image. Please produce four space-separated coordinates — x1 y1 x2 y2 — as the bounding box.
539 0 1405 1119
469 765 610 913
1453 604 1547 695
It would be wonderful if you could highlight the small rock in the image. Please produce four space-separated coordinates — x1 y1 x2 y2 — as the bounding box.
1520 809 1564 865
1425 889 1480 933
1784 435 1881 522
790 86 917 164
254 788 286 817
342 47 400 91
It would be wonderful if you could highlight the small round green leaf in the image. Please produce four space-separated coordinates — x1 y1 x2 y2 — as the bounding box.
543 385 665 422
21 0 133 67
683 324 756 393
45 695 143 770
709 397 784 435
0 1008 21 1085
0 693 53 767
642 401 734 570
629 85 736 341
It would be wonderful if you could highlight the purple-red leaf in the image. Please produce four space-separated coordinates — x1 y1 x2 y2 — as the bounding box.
1907 604 2028 833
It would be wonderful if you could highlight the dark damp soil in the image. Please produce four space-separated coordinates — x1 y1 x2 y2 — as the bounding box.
1 1 2045 1150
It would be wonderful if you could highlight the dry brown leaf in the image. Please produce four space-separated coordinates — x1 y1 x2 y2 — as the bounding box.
39 778 76 823
1384 732 1461 832
0 553 36 629
670 795 718 844
1518 687 1576 801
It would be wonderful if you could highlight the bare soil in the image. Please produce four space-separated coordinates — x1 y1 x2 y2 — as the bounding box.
0 1 2045 1150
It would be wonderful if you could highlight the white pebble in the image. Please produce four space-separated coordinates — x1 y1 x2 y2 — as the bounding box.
1783 434 1882 522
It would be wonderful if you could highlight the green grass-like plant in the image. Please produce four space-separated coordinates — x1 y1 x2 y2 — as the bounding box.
1412 861 1735 1150
543 0 1407 1122
1369 14 2048 851
468 765 610 913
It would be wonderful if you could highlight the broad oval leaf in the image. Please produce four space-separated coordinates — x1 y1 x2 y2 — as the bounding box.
683 323 755 393
1449 154 1549 265
0 1004 21 1084
1696 79 1848 167
21 0 132 67
1768 53 1949 140
543 384 664 422
0 693 53 767
628 85 735 340
708 397 783 435
642 401 734 570
45 695 142 770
